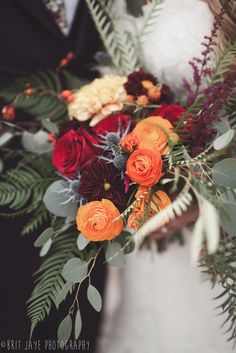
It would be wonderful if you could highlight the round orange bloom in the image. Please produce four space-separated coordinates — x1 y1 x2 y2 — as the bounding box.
126 148 162 187
76 199 123 241
132 116 174 155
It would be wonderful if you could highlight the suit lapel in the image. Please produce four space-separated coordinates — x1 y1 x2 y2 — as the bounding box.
16 0 65 41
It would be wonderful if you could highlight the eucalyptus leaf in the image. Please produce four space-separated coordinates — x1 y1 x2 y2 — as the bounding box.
213 129 234 150
43 180 78 217
62 258 88 283
87 285 102 312
34 227 53 248
212 158 236 188
57 315 72 344
77 234 90 250
219 192 236 236
42 119 59 134
55 282 73 309
75 309 82 339
22 130 52 153
0 159 3 174
105 242 125 268
39 238 53 257
0 131 14 146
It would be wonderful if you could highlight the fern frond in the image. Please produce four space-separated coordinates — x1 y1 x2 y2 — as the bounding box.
0 166 55 234
21 205 50 236
27 231 78 337
85 0 139 74
0 70 68 122
133 185 193 244
137 0 163 39
200 236 236 345
210 42 236 85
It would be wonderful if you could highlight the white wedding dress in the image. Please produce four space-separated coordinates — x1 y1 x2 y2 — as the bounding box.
98 1 235 353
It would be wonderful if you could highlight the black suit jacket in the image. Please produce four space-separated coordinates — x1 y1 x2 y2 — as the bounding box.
0 2 106 351
0 0 101 85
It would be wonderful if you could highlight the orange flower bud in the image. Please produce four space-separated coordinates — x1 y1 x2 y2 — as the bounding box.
147 86 161 102
136 95 149 106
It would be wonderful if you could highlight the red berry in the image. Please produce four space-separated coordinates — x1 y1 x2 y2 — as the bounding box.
67 95 75 103
61 90 72 99
60 58 68 67
24 88 35 95
66 52 74 60
2 105 16 121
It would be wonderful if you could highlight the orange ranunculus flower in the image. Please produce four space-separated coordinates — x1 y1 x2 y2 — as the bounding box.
132 116 174 155
126 148 162 188
150 191 171 213
127 209 144 230
76 199 123 241
128 189 171 230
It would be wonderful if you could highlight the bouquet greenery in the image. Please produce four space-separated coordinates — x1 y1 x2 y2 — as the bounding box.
0 0 236 345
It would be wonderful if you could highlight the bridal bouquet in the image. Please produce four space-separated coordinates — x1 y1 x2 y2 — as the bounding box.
0 0 236 345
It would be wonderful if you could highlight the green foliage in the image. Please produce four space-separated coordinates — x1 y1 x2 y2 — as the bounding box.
200 237 236 345
28 231 78 337
211 42 236 85
0 70 68 122
85 0 139 74
0 163 55 235
136 0 163 39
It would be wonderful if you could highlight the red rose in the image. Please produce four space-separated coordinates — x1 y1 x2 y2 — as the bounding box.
150 105 186 123
53 128 101 178
150 104 192 139
93 114 135 136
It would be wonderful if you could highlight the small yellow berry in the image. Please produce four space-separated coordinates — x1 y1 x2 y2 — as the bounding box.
169 133 179 145
141 80 154 89
104 182 111 191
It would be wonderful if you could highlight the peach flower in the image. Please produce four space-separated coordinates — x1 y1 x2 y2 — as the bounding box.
126 148 162 188
68 75 127 127
76 199 123 241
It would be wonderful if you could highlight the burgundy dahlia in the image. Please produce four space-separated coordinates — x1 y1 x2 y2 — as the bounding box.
124 68 173 104
124 68 157 97
79 159 128 211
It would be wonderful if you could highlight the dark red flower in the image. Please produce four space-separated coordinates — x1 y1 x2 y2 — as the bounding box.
53 128 101 178
151 105 187 123
124 68 173 104
93 113 135 136
79 159 128 211
150 104 192 138
124 68 157 97
58 119 80 137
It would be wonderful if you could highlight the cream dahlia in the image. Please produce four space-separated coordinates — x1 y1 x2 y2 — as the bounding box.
68 75 127 127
